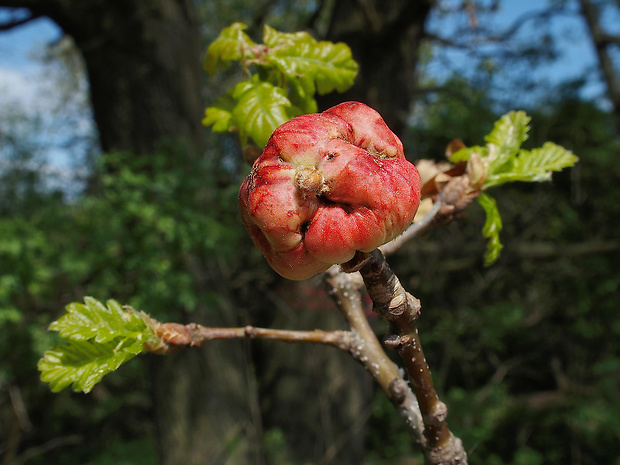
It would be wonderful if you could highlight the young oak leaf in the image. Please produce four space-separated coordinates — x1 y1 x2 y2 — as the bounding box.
477 193 503 266
449 111 530 165
263 25 358 96
39 297 157 393
204 22 256 75
49 297 147 343
231 78 297 147
483 142 578 189
38 336 145 393
485 111 531 172
286 74 319 115
202 23 359 148
447 111 578 265
448 111 578 190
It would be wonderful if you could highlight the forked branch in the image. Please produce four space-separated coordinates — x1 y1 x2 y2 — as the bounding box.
348 249 467 464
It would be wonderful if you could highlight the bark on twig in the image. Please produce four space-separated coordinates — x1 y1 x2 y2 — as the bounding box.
146 322 352 354
356 249 467 465
323 270 426 445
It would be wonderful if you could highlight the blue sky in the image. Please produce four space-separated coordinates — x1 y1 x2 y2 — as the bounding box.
0 13 60 100
0 13 83 183
424 0 618 107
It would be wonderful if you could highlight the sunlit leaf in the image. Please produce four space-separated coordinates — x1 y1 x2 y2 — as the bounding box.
448 112 579 266
448 112 578 192
232 79 295 147
38 337 144 393
204 22 256 75
49 297 147 343
484 142 578 188
477 193 503 266
449 145 484 163
448 111 530 167
39 297 157 393
286 74 318 115
485 111 530 172
262 25 358 95
203 23 359 147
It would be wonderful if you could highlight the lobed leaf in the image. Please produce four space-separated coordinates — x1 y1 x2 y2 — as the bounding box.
39 337 144 393
231 78 296 147
262 25 358 96
448 112 579 266
477 193 503 266
448 145 484 163
49 297 148 344
485 111 530 172
39 297 157 393
484 142 579 189
448 112 578 191
202 23 359 148
204 22 256 75
285 74 318 115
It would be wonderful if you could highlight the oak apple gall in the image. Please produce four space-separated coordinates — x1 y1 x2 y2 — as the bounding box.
239 101 421 280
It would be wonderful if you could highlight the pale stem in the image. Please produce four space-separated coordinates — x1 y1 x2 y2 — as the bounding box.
147 322 352 353
323 270 426 446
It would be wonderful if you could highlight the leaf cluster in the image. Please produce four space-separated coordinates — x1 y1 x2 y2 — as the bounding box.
38 297 156 393
203 22 358 148
450 111 578 265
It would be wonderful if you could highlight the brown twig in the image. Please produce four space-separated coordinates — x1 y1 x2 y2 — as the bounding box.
355 249 467 465
146 322 352 354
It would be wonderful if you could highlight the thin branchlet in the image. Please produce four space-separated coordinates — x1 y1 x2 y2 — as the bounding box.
148 321 352 353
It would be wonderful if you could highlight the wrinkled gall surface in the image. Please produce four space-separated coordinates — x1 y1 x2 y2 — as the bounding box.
239 101 421 280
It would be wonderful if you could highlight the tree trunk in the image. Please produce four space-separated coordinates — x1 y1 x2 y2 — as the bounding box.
317 0 435 136
1 0 205 155
577 0 620 126
0 3 221 465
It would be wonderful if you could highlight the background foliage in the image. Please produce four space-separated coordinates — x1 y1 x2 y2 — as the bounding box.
1 1 619 464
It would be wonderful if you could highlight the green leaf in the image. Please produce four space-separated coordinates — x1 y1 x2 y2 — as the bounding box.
204 22 256 75
286 74 318 115
484 142 579 189
49 297 148 343
477 193 503 266
262 25 358 95
38 337 144 393
203 23 359 147
485 111 531 172
231 78 294 147
448 111 530 167
203 92 236 133
39 297 157 393
448 112 578 191
446 111 578 266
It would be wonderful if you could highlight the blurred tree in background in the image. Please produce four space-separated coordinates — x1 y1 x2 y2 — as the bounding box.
0 0 618 464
